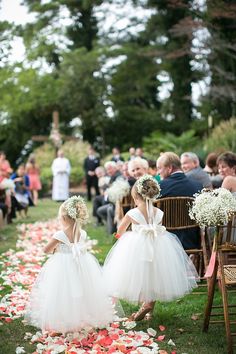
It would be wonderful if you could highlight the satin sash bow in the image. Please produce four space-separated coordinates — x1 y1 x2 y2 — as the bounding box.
71 242 87 263
138 224 166 262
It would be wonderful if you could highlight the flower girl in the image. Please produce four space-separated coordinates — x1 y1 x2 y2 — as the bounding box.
25 196 114 333
103 175 198 321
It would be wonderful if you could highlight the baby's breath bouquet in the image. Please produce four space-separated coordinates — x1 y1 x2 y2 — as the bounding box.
189 188 236 227
107 178 131 204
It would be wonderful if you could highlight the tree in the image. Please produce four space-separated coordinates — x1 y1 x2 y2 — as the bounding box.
21 0 103 67
58 48 109 154
142 0 196 132
203 0 236 121
0 65 59 163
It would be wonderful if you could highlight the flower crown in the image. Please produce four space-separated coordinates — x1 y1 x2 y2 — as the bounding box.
136 174 161 200
64 195 89 224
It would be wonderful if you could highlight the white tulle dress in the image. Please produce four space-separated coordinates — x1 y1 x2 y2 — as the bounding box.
25 230 114 333
103 206 198 303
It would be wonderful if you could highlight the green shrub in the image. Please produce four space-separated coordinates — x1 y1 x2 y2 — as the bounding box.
143 129 200 157
204 117 236 153
34 140 90 194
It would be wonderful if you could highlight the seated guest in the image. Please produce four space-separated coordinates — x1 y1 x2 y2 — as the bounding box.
95 166 110 194
0 185 8 224
111 147 124 163
121 161 136 186
11 165 31 217
93 161 121 226
0 172 15 223
180 152 212 189
204 152 222 188
148 159 161 182
156 152 203 250
217 151 236 195
128 157 149 180
96 162 122 234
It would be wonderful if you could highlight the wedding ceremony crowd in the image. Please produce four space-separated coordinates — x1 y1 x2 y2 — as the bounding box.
1 144 236 353
1 145 236 243
79 147 235 249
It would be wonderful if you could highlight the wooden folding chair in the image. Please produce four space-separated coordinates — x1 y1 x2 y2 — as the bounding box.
203 214 236 354
114 193 135 226
153 196 209 278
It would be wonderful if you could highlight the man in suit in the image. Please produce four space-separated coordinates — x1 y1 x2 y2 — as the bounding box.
111 147 124 163
83 146 100 201
156 152 203 249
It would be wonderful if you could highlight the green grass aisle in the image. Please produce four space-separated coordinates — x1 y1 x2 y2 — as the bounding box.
0 199 228 353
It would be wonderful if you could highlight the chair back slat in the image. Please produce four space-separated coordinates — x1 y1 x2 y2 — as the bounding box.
153 197 197 230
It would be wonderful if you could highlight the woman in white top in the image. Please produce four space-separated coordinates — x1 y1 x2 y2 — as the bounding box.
217 151 236 194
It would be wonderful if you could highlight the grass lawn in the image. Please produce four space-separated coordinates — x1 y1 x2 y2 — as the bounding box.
0 198 230 353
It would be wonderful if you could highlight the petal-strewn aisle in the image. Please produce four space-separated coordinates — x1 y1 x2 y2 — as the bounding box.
0 220 174 354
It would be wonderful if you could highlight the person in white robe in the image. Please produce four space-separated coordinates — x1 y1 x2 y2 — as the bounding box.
51 150 71 201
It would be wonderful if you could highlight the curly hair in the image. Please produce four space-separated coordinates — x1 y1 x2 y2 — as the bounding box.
133 174 160 200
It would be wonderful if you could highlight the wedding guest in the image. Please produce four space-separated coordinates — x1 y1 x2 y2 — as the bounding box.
135 147 147 160
11 165 31 217
0 170 17 223
148 159 161 182
156 152 203 249
51 150 71 202
93 161 121 227
128 157 149 180
111 147 124 163
180 152 212 189
204 152 219 176
95 166 110 195
0 151 13 178
0 183 8 224
83 146 100 201
96 162 122 234
204 152 222 188
217 151 236 194
121 161 136 186
128 147 136 161
26 154 42 206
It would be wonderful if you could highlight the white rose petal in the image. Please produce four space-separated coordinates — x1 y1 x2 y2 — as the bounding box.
168 339 176 346
147 327 157 336
15 347 25 354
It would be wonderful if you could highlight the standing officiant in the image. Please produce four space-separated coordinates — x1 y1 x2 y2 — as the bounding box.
51 149 71 201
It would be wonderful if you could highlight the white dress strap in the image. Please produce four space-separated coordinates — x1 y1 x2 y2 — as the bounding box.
53 231 71 246
127 208 143 224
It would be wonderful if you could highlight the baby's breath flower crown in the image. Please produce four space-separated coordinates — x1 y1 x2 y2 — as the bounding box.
136 174 161 200
189 188 236 227
64 195 89 224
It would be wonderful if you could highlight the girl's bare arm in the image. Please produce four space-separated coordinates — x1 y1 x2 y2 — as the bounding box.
117 214 132 235
44 239 60 254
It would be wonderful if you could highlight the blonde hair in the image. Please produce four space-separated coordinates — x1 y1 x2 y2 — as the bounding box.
132 175 160 201
158 152 181 169
59 196 89 242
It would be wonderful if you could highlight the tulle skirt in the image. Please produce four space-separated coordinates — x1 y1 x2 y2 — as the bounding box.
103 230 198 303
25 252 114 333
